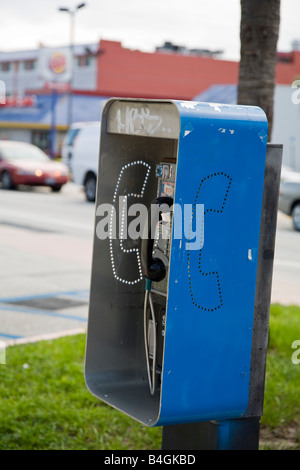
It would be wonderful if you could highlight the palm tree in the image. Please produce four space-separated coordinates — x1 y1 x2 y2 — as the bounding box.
237 0 281 140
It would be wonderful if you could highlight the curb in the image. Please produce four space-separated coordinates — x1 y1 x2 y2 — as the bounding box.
5 328 86 347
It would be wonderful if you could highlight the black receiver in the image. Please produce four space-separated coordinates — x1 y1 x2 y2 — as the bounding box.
141 195 173 395
141 196 173 283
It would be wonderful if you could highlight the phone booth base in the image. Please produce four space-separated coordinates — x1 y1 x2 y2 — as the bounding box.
85 98 268 426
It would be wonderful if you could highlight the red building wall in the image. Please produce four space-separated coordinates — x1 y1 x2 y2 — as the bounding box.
276 51 300 84
96 40 300 101
96 40 239 100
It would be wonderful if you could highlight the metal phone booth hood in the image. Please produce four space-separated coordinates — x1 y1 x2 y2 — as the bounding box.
84 98 268 427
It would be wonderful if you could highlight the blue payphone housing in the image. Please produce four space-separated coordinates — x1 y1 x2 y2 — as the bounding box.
85 98 268 426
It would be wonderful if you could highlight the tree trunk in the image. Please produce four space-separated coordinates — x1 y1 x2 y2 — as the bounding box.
238 0 280 140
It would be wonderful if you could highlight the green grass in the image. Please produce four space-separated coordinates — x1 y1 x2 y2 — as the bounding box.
0 335 162 450
262 304 300 429
0 303 300 450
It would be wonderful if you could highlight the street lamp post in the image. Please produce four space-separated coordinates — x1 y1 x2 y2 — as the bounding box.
58 3 86 126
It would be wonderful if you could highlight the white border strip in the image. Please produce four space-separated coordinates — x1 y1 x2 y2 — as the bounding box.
5 328 86 347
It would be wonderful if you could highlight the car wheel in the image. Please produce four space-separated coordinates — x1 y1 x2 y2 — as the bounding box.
51 185 62 192
84 174 96 202
292 203 300 231
1 171 15 190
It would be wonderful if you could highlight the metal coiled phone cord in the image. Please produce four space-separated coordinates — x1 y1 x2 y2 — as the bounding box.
143 279 157 395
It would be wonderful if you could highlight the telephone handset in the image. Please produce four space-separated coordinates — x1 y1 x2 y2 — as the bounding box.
141 196 173 283
141 194 174 395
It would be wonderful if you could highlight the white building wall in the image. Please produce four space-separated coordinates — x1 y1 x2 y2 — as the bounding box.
0 128 31 143
73 61 97 90
0 44 98 96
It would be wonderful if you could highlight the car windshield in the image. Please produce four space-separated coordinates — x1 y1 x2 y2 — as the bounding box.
0 144 50 162
64 128 80 146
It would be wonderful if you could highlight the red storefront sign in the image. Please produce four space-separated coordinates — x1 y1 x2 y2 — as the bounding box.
0 95 36 107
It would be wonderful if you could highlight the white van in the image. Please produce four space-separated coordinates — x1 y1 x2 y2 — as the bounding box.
62 121 101 201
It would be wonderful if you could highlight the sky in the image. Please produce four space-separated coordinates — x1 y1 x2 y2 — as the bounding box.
0 0 299 61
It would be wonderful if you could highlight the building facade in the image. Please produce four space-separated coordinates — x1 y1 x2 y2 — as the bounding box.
0 40 300 168
0 43 100 155
0 43 98 96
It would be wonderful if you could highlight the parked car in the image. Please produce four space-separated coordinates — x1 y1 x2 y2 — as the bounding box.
0 140 69 192
278 166 300 231
61 121 100 202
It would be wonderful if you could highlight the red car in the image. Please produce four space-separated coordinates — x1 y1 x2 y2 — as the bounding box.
0 140 70 192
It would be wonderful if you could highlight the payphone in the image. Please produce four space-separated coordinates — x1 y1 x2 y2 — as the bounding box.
141 165 175 395
85 98 269 426
141 162 177 395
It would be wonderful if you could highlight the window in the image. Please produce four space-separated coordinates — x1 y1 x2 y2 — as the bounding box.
23 60 36 71
77 55 92 67
63 127 81 146
32 130 50 154
0 62 12 72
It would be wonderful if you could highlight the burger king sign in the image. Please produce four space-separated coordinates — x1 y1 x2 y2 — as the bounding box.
38 47 71 83
49 52 67 75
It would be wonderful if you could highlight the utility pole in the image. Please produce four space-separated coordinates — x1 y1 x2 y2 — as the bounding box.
58 3 86 126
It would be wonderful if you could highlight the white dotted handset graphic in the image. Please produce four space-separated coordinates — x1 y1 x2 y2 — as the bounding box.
109 161 151 285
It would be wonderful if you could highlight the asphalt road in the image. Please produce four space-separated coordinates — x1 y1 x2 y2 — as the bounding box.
0 183 94 344
272 210 300 305
0 183 299 344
